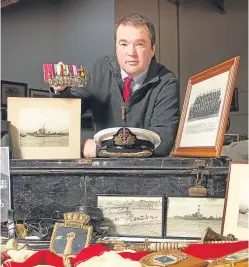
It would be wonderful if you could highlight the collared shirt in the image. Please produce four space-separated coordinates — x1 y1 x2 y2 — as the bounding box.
121 68 148 94
53 67 149 95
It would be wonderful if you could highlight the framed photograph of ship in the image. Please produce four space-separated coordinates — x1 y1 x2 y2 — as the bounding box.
7 97 81 159
165 197 225 239
97 195 164 237
173 56 240 158
221 162 249 240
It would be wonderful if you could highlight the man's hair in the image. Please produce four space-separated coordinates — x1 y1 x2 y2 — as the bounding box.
115 13 156 47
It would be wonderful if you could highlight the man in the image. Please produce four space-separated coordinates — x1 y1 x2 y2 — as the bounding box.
50 13 180 158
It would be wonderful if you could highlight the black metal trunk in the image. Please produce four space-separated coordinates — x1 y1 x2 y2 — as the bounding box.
10 157 229 220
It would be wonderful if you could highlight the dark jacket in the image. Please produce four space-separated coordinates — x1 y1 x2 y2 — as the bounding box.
51 55 180 156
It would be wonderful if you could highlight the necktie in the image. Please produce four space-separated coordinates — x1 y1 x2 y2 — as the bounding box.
122 77 133 102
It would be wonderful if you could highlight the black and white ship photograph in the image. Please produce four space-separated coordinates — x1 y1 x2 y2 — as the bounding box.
187 88 222 122
166 197 225 238
237 204 248 229
97 195 164 237
19 108 70 147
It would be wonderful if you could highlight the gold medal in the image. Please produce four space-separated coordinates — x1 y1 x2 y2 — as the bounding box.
208 249 248 267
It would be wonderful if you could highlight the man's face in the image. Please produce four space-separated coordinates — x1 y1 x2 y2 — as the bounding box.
116 24 155 77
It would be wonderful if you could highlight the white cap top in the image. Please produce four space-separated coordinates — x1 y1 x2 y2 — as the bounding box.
94 127 161 149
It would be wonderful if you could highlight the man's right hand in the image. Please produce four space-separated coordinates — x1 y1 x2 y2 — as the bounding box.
52 85 67 92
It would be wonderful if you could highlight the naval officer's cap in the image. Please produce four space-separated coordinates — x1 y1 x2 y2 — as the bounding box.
94 127 161 158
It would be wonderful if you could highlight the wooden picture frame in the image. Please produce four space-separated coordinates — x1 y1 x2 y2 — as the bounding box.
221 162 249 240
29 88 49 98
165 197 225 239
173 57 240 158
1 80 27 107
50 222 93 255
97 194 165 238
7 97 81 159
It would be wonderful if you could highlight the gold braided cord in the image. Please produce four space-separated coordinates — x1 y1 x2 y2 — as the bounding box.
98 149 153 158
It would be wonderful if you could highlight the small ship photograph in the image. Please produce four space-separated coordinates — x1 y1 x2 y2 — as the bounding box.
19 108 70 147
166 197 225 238
98 196 163 237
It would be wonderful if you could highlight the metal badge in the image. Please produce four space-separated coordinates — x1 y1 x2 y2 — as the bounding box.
141 252 188 267
113 127 136 146
151 254 179 266
223 251 248 263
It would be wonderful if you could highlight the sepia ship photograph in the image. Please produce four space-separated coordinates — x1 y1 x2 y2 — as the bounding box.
97 195 164 237
19 108 70 147
166 197 225 238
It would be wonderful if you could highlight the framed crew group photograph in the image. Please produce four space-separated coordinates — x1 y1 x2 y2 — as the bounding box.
173 56 240 158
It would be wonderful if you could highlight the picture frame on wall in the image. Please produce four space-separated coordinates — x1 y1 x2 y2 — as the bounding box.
29 88 49 98
221 162 249 240
7 97 81 159
97 194 165 238
1 80 28 107
1 108 7 120
172 56 240 158
165 197 225 239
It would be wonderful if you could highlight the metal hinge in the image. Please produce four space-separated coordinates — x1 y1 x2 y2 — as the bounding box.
188 172 207 197
195 172 205 187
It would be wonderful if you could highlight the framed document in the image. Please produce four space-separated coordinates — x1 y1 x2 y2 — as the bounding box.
221 162 249 240
173 57 240 158
8 97 81 159
1 80 27 107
